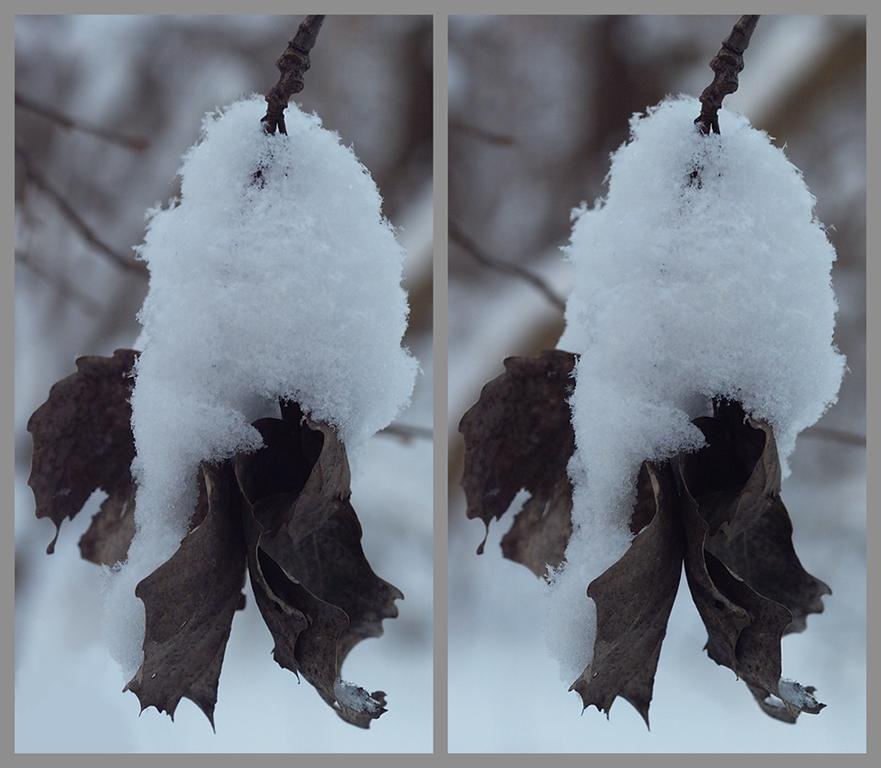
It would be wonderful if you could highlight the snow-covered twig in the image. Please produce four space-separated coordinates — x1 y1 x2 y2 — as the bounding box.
450 221 565 312
262 15 326 135
15 92 148 151
695 15 761 134
15 144 147 276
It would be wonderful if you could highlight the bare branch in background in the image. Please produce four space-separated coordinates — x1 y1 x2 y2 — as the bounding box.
379 423 433 443
262 15 326 135
695 15 760 134
450 221 566 312
15 92 149 151
15 250 102 317
450 120 515 147
16 144 147 277
804 425 866 448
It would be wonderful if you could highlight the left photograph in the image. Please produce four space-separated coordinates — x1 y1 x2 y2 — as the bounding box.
14 14 433 753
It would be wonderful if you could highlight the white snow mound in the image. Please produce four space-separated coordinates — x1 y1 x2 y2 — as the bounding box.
104 96 418 675
548 96 845 682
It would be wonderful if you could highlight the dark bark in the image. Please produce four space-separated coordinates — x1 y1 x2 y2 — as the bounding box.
261 15 326 135
695 15 760 134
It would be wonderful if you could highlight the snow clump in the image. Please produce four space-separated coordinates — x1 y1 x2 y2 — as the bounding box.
547 96 845 682
103 96 418 675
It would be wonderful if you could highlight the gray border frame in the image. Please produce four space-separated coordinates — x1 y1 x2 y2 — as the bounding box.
3 1 876 765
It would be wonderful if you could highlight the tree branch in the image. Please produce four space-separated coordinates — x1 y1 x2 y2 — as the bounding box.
15 92 148 151
378 423 433 443
16 144 147 276
262 15 326 135
695 15 760 134
449 120 515 147
449 221 566 312
15 250 102 317
804 425 866 448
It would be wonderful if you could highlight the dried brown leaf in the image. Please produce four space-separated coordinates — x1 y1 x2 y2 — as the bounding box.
234 403 400 728
501 479 574 579
125 462 246 728
27 349 138 554
459 350 577 574
692 405 831 634
571 461 682 725
675 400 826 721
462 351 830 726
78 477 136 566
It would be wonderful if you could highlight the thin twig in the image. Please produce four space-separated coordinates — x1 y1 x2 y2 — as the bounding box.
804 425 866 448
15 92 149 151
450 120 515 147
695 15 761 134
450 221 566 312
262 15 326 135
16 143 147 277
379 423 433 443
15 250 102 317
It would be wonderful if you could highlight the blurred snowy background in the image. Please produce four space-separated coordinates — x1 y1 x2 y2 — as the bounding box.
14 15 432 753
447 14 866 753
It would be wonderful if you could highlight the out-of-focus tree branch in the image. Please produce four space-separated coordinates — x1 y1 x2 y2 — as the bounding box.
15 92 149 151
15 250 102 316
16 144 147 277
450 120 515 147
450 221 566 312
379 423 433 443
804 425 865 448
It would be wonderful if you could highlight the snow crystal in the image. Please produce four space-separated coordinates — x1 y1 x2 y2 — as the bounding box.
778 679 821 711
333 679 383 714
104 96 417 675
548 96 845 681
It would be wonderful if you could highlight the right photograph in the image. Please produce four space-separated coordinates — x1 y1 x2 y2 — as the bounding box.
448 14 866 754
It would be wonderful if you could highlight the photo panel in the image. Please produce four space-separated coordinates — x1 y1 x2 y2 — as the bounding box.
448 13 866 754
14 13 433 754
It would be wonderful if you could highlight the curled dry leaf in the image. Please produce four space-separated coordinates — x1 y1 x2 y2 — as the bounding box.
571 461 682 726
125 462 246 728
27 349 138 561
235 403 402 728
674 400 829 722
29 356 402 729
460 353 830 726
459 350 576 576
77 478 136 566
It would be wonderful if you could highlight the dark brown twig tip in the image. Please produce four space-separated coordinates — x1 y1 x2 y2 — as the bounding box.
262 15 326 135
694 15 760 135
